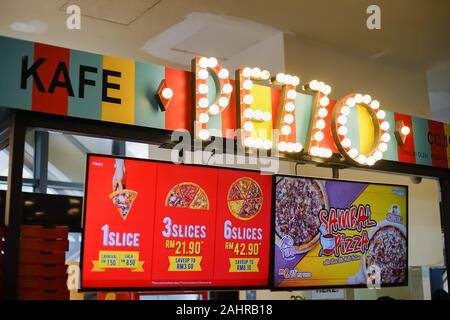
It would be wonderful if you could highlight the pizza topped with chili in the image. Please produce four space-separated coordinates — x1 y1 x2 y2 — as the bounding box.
165 182 209 210
227 177 263 221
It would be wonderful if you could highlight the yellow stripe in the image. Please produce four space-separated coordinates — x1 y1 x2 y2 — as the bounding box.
101 56 135 124
250 84 272 140
357 106 375 154
445 123 450 168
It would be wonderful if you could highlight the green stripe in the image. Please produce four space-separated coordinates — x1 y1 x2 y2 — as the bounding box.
383 111 398 161
295 92 313 146
347 106 360 151
206 75 222 136
412 117 432 166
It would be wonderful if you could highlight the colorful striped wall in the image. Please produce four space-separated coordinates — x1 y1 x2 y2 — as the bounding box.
0 36 449 169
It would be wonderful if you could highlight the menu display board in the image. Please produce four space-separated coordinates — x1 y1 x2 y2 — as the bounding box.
272 175 408 289
81 155 272 289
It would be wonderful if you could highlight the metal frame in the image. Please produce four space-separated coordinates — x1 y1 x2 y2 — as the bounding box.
0 108 449 299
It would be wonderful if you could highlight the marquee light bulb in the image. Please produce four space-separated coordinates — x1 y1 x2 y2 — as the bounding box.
284 114 294 124
198 68 208 80
354 94 363 103
316 119 326 130
370 100 380 110
318 108 328 118
323 85 332 95
209 104 219 115
285 102 295 112
348 148 358 159
401 126 410 135
346 98 356 107
293 143 303 153
253 109 263 121
242 67 252 78
223 83 233 94
374 151 383 160
376 110 386 120
218 97 229 107
341 106 350 116
338 126 348 135
276 73 286 84
243 121 253 132
378 142 388 152
318 82 326 93
356 154 367 164
218 68 229 79
320 96 330 107
324 148 333 158
198 129 210 140
198 112 209 124
309 80 319 91
243 94 254 105
251 67 261 79
261 70 271 80
337 115 348 125
161 88 173 99
380 121 390 131
207 57 218 68
366 156 376 166
263 139 273 150
291 76 300 86
198 84 208 94
285 75 293 86
262 112 272 122
341 138 351 148
243 108 253 118
244 137 254 148
363 94 372 104
287 89 297 100
286 142 295 153
278 141 287 152
281 125 291 136
314 131 324 141
198 97 209 108
198 57 209 68
243 79 253 90
381 132 391 142
310 146 320 156
254 138 263 149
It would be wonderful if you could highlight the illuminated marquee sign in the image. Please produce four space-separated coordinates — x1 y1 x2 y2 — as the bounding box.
0 36 449 169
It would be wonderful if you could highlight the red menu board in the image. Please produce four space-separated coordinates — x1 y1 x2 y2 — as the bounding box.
81 155 272 289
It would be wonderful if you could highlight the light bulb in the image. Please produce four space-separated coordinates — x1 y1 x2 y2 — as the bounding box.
401 126 410 135
161 88 173 99
218 97 229 107
276 73 286 84
338 115 348 125
254 138 263 149
378 143 388 152
242 67 252 78
243 121 253 132
223 83 233 94
348 148 358 159
287 89 297 100
374 151 383 160
324 148 333 158
363 94 372 104
314 131 324 141
198 113 209 124
323 85 332 95
356 154 367 164
320 96 330 107
291 76 300 86
281 125 291 136
310 146 320 156
263 139 273 150
376 110 386 120
251 67 261 79
198 129 209 140
338 126 348 135
285 75 293 86
198 57 209 68
341 138 351 148
346 98 356 107
285 102 295 112
243 94 253 105
309 80 319 91
380 121 390 131
278 141 287 152
354 94 363 103
243 79 253 90
198 97 209 108
366 156 376 166
198 68 208 80
293 143 303 153
341 106 350 116
253 109 263 121
244 137 254 148
209 104 219 115
370 100 380 110
198 84 208 94
207 57 218 68
284 114 294 124
218 68 229 79
286 142 295 153
381 132 391 142
318 82 326 93
243 108 254 119
262 112 272 122
316 119 326 130
318 108 328 118
261 70 271 80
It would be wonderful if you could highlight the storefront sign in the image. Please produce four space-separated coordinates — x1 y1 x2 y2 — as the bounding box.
1 36 449 169
81 155 271 289
272 176 408 289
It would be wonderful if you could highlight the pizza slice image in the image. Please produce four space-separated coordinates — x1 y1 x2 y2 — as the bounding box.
165 182 210 210
228 184 243 201
109 190 138 220
237 178 252 197
227 177 263 221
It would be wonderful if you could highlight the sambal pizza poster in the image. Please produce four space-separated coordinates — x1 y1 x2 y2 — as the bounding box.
81 155 272 289
273 176 408 288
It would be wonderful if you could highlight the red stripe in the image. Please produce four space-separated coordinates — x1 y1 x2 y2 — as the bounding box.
394 113 416 164
221 79 236 138
323 100 339 153
428 120 448 168
32 43 69 115
165 67 192 131
271 87 281 129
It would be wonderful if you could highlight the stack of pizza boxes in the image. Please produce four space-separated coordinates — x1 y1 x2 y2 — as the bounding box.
17 225 69 300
